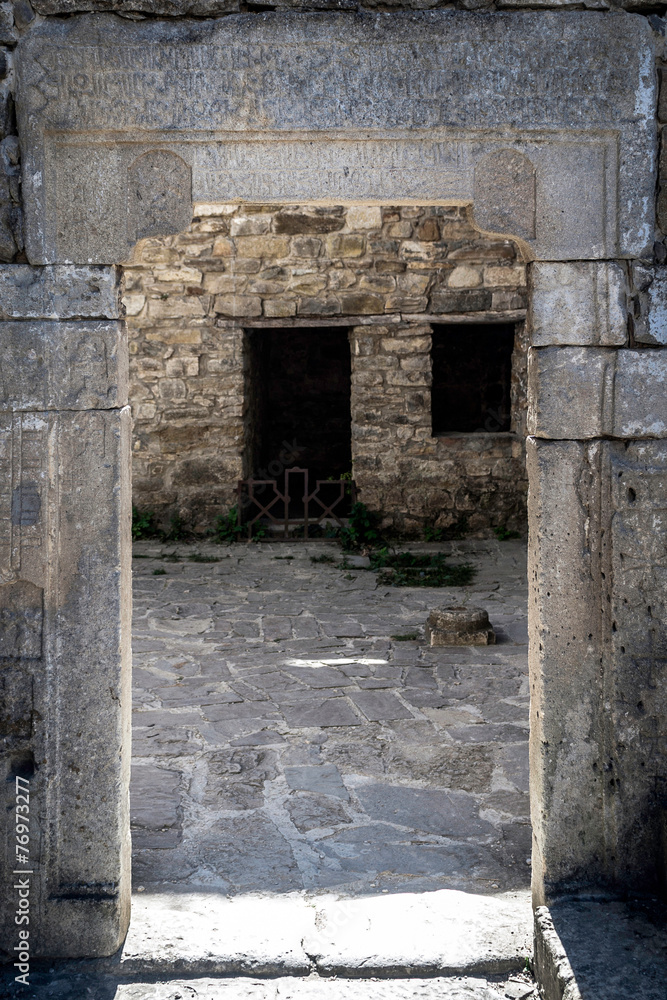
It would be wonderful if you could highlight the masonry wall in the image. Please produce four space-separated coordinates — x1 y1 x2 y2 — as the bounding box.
123 203 527 535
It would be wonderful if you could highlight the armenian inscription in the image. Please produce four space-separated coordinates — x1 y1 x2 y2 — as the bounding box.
17 12 655 263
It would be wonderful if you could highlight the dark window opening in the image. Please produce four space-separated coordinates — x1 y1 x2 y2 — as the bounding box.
245 327 352 484
431 323 515 434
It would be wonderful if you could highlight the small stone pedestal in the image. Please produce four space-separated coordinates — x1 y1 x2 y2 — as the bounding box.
426 606 495 646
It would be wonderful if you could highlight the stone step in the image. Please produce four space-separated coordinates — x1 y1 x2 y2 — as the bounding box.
112 889 530 978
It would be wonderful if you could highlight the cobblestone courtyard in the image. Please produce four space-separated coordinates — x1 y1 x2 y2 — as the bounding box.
130 539 530 898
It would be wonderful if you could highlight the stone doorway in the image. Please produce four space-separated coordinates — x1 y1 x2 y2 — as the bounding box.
4 16 666 994
244 326 353 485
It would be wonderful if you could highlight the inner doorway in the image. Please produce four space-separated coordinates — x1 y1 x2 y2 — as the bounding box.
245 327 352 483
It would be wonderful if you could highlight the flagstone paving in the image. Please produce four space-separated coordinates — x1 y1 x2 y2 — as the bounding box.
130 539 530 898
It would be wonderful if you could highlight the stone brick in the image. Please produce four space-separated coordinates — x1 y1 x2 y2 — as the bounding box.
529 262 627 346
0 265 119 319
263 298 297 318
297 296 341 316
122 293 145 316
637 267 667 345
204 273 248 294
345 206 382 230
528 347 667 439
213 294 262 317
290 236 322 257
234 236 291 259
230 214 271 236
338 292 384 314
484 266 527 288
326 234 366 258
448 266 482 289
430 289 493 313
147 296 208 320
0 320 127 410
274 210 344 235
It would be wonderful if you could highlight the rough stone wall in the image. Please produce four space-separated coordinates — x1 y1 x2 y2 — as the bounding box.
350 321 527 536
123 203 527 534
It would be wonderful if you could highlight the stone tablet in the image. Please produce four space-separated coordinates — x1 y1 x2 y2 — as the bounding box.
16 11 655 264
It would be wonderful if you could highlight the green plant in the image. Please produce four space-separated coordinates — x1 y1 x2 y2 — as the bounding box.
494 525 521 541
161 512 187 543
273 555 294 560
187 553 221 563
310 553 336 564
424 516 469 542
375 551 476 588
132 506 158 541
152 568 167 576
212 506 243 543
340 501 382 552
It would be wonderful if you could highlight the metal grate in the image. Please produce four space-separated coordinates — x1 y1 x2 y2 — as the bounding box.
237 467 356 539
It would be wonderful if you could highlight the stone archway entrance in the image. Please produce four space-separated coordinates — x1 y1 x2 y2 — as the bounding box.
2 12 666 989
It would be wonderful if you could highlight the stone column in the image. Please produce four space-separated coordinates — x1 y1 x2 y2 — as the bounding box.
527 262 667 903
0 265 131 957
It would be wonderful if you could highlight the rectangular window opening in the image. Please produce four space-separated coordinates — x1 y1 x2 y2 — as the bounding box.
431 322 516 435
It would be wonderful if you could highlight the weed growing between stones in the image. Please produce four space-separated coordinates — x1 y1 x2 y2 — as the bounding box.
212 506 243 543
494 525 522 540
152 568 166 576
423 516 469 542
372 551 476 588
132 505 157 541
310 553 336 564
340 501 383 551
187 554 221 563
132 506 190 542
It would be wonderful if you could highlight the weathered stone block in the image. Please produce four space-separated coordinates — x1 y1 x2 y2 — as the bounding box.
430 289 493 313
528 347 667 439
528 437 667 902
0 406 131 957
636 266 667 345
426 605 495 646
0 265 120 319
0 320 128 410
529 262 627 346
17 13 655 264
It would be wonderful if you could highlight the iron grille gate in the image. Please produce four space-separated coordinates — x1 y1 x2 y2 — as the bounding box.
237 467 356 539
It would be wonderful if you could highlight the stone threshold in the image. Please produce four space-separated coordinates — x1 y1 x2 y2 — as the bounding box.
534 897 667 1000
70 889 531 979
214 310 526 329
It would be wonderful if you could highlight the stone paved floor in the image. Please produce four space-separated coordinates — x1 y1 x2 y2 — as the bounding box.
130 539 530 898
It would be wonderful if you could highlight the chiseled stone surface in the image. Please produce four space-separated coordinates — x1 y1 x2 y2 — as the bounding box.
128 540 530 899
528 262 627 347
528 437 667 902
527 346 667 440
0 264 120 319
0 407 132 959
0 319 128 410
0 270 132 958
17 12 655 263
